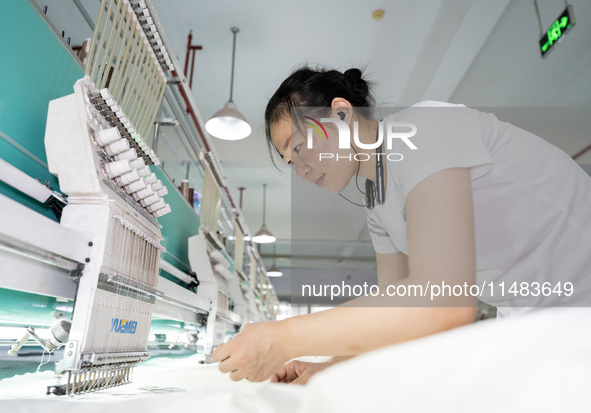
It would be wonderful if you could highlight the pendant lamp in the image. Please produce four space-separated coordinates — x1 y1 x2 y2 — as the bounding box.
252 183 276 244
266 244 282 277
205 27 251 140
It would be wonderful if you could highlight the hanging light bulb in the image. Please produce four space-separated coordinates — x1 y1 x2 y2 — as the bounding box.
266 244 282 277
205 27 251 140
252 183 276 243
266 263 282 277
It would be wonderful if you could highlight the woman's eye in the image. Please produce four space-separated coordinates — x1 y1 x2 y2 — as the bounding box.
294 144 302 154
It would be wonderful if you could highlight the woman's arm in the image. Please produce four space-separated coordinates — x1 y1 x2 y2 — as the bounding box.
214 168 477 381
377 251 408 288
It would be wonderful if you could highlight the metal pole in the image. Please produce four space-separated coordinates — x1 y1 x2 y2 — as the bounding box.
533 0 544 36
184 31 192 78
152 121 160 153
229 27 239 102
262 183 267 226
238 187 245 209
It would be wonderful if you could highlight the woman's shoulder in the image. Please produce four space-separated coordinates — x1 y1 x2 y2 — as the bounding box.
384 101 483 128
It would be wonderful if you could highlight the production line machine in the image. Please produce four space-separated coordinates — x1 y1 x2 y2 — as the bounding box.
43 73 171 394
0 0 278 395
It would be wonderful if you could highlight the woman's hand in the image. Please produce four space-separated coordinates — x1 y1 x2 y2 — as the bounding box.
212 321 292 382
270 360 332 385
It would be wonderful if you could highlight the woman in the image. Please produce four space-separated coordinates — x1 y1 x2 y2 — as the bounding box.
213 67 591 384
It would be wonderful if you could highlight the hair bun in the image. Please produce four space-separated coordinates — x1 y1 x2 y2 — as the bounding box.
343 68 369 101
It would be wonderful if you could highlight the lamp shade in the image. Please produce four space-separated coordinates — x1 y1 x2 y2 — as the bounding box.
205 101 251 140
252 224 276 244
266 263 282 277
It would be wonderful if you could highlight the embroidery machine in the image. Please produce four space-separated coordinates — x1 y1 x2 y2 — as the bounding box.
0 0 277 395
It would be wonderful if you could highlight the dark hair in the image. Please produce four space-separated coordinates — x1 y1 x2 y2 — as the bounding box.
264 66 374 167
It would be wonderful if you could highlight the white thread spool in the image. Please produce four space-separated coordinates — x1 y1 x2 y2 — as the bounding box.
114 148 138 161
130 157 145 169
100 88 111 101
151 180 163 191
7 330 32 355
140 193 160 206
156 187 168 197
104 159 131 178
153 204 171 217
88 118 100 132
133 186 154 200
146 198 166 212
96 127 121 146
124 179 146 194
137 166 151 177
46 319 71 351
116 169 140 186
105 138 130 156
144 173 157 184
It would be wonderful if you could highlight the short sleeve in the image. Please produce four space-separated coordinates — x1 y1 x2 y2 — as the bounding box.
387 106 494 200
366 213 398 254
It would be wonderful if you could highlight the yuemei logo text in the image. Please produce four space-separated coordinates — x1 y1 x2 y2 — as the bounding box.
111 318 137 334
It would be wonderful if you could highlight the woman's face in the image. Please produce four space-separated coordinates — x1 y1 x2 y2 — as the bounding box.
270 116 357 194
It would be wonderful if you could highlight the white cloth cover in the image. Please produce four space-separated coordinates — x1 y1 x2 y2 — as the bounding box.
2 309 590 412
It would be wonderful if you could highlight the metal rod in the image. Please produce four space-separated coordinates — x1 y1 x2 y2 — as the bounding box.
572 142 591 160
111 14 136 97
229 27 239 102
184 31 192 78
533 0 544 36
91 0 115 82
140 67 165 137
190 47 196 89
87 0 108 76
152 120 160 153
136 60 161 137
121 33 145 110
238 187 245 209
109 8 133 96
119 20 143 106
262 183 267 226
97 0 122 88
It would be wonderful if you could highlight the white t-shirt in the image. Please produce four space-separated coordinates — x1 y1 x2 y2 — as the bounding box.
366 102 591 315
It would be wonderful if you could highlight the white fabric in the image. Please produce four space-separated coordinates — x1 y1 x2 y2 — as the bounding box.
366 102 591 312
0 356 304 413
2 309 590 412
301 308 591 413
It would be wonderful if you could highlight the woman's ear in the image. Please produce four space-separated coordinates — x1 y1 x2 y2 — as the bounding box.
331 97 352 123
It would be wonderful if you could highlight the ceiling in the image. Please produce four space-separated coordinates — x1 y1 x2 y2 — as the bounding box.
50 0 589 302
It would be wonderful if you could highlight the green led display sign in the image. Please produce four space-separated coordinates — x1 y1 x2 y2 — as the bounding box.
539 5 575 58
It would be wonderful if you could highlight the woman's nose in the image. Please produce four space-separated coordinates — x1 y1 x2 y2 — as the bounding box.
295 161 311 180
